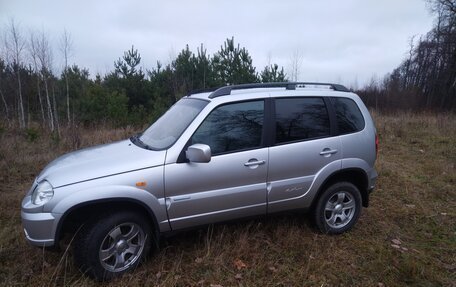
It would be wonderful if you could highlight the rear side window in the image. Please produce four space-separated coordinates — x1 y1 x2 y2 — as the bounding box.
331 97 365 134
275 97 330 144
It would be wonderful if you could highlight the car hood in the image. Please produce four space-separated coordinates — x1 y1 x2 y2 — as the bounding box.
37 139 166 188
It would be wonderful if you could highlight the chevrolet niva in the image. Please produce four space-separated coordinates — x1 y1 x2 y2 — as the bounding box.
21 82 378 280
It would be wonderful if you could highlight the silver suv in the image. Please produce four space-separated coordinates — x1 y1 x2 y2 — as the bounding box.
21 82 378 280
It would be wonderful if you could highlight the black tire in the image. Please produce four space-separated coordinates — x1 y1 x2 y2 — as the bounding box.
73 211 152 281
313 182 362 234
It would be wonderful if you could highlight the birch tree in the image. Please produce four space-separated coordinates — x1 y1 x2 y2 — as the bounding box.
33 30 55 131
60 29 72 125
289 48 303 82
5 19 26 128
0 59 10 124
29 31 46 125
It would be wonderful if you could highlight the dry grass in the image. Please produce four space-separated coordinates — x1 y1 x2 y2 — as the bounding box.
0 113 455 286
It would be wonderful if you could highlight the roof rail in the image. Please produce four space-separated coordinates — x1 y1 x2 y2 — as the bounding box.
185 87 218 97
208 82 349 98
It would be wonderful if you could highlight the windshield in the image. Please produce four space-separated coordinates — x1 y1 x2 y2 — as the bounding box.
138 98 208 150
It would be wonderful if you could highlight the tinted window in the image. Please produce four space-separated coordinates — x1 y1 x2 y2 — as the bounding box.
192 101 264 155
275 97 330 144
332 97 365 134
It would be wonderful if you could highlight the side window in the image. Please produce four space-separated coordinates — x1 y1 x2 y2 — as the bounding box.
191 100 264 155
331 97 365 134
275 97 330 144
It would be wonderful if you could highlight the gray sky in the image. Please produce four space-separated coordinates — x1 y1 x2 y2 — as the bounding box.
1 0 434 87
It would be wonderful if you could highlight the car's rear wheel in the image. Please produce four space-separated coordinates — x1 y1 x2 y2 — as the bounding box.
73 211 152 281
313 182 362 234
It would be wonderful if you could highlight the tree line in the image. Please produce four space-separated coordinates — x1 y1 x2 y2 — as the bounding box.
0 31 286 130
1 0 454 132
358 0 456 112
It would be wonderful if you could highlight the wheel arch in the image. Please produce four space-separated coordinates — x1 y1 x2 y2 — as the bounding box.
54 198 160 246
311 168 369 210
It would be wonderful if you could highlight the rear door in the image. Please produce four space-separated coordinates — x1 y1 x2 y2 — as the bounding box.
165 100 269 230
267 97 341 212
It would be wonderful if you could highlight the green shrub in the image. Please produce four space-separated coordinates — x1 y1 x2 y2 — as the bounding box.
25 128 39 142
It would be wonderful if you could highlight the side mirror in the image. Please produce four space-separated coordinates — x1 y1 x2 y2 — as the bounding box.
186 144 211 163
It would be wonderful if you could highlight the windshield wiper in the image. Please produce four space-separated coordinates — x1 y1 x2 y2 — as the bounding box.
130 134 154 150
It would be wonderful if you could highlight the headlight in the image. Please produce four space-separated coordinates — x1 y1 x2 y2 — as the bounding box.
31 181 54 205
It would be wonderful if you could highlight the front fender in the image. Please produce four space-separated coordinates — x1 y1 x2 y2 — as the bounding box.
43 165 170 233
51 185 169 231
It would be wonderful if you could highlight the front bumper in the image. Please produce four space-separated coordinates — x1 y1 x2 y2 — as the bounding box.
21 211 60 247
21 191 61 247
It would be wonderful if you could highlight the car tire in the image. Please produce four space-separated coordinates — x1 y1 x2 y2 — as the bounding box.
73 211 152 281
313 182 362 234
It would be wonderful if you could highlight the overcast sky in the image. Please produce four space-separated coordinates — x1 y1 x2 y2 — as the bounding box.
1 0 435 87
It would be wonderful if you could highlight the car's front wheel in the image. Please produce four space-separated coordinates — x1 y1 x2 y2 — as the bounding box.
313 182 362 234
74 211 152 281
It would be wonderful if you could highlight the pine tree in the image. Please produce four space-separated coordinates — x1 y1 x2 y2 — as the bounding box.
107 46 150 108
212 37 259 85
261 64 287 82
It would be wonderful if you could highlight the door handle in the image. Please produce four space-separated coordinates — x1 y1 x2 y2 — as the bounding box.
244 160 266 167
320 149 338 156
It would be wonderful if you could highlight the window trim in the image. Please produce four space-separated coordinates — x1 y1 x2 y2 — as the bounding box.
324 97 338 137
271 96 334 146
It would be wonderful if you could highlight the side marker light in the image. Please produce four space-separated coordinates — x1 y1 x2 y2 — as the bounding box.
136 181 147 187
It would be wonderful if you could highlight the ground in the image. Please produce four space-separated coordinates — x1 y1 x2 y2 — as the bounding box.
0 112 454 286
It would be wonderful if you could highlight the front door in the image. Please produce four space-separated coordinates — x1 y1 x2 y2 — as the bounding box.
165 100 268 230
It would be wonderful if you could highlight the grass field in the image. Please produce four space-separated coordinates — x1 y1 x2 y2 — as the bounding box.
0 113 455 286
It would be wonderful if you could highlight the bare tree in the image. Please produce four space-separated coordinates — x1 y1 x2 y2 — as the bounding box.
0 39 10 124
32 30 55 131
0 71 9 124
4 19 26 128
52 83 60 136
289 47 303 82
428 0 456 14
0 88 8 122
29 31 46 126
60 29 73 126
358 0 456 111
